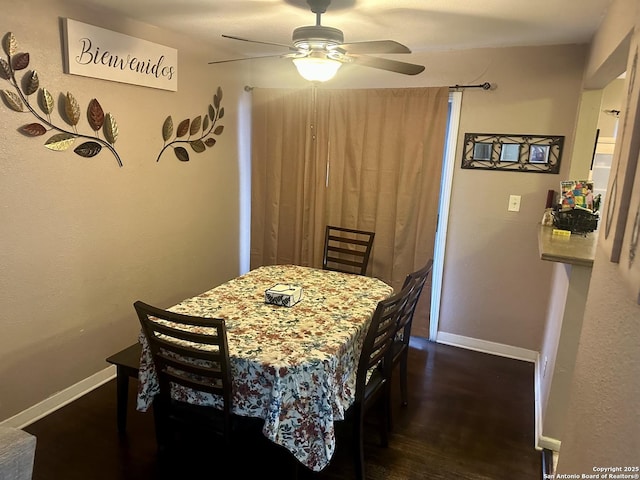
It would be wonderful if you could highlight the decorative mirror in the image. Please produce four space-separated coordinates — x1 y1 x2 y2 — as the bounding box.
461 133 564 173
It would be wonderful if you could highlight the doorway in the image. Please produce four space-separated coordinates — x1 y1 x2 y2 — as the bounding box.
427 91 462 341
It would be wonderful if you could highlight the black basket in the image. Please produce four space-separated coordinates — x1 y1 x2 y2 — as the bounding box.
552 208 599 233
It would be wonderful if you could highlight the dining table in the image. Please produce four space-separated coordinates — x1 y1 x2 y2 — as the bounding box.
136 264 393 472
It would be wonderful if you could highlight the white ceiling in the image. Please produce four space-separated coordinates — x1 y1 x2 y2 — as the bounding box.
79 0 613 61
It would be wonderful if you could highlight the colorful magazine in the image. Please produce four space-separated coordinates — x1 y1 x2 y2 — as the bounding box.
560 180 594 210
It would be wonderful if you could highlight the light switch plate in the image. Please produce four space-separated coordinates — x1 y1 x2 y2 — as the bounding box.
508 195 521 212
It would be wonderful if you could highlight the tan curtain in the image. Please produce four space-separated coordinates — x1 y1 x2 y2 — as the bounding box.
250 86 449 335
250 88 324 269
315 88 449 288
315 88 449 336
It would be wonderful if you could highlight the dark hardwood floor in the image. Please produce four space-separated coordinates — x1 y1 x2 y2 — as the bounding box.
24 338 542 479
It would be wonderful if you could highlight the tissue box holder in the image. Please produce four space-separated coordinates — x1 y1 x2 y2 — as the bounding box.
265 284 303 307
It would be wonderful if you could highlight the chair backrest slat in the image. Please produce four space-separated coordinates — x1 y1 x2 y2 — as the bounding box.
396 259 434 338
355 281 415 402
134 300 233 415
323 225 375 276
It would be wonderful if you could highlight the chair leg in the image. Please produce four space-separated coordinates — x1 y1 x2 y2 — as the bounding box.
353 406 366 480
400 351 409 406
115 367 130 434
379 387 390 447
387 393 394 432
290 458 300 480
151 400 170 454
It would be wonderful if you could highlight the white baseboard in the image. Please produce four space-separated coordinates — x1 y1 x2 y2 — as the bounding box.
435 332 538 362
0 366 116 429
533 355 562 452
538 435 561 452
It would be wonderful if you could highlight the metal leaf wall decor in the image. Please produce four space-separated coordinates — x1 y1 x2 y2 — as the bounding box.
0 32 123 167
157 86 225 162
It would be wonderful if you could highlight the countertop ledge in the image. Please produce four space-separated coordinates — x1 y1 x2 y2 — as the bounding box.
537 225 597 267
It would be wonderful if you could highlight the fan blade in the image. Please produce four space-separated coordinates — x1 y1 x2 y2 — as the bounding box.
209 55 284 65
350 55 425 75
339 40 411 54
221 34 296 51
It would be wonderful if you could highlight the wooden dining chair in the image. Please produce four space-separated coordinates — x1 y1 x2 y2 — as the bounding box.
392 258 434 407
322 225 375 275
345 280 415 480
133 300 234 454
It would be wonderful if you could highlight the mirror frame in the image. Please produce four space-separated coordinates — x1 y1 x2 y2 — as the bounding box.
461 133 564 174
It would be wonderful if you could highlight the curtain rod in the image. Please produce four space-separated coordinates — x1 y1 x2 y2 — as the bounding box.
244 82 492 92
449 82 492 90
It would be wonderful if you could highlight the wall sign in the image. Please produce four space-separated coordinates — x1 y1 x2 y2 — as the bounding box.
62 18 177 91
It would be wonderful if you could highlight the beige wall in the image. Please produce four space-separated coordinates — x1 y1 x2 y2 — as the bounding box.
440 46 586 350
537 261 573 443
555 0 640 472
0 0 247 420
556 246 640 471
583 0 635 89
537 69 627 450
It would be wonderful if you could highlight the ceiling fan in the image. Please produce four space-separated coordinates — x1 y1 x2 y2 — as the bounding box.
208 0 425 82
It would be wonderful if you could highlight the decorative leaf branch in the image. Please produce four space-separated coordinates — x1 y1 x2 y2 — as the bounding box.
157 86 224 162
0 32 123 167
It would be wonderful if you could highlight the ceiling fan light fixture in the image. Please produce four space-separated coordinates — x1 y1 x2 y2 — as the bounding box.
293 54 342 82
215 0 425 78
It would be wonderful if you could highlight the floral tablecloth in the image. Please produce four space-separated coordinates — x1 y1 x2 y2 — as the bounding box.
136 264 393 471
